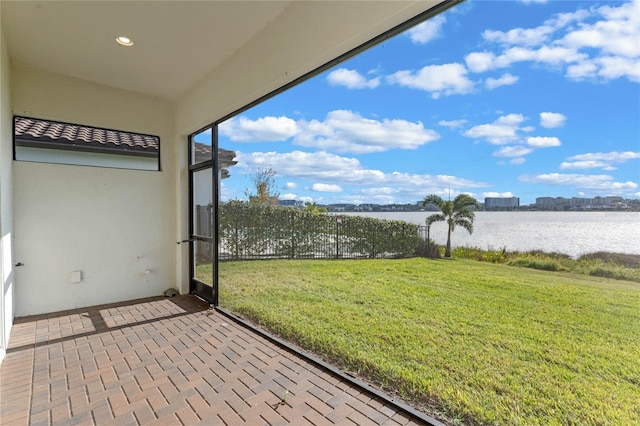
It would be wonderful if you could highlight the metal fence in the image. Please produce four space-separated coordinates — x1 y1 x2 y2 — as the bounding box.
209 202 420 261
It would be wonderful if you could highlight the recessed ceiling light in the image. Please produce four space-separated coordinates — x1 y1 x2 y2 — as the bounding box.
115 36 134 47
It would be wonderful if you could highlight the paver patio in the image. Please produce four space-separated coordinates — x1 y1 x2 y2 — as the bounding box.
0 295 431 425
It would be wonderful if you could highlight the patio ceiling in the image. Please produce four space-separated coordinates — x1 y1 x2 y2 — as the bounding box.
1 1 451 101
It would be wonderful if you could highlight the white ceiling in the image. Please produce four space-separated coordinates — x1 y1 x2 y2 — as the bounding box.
2 1 292 100
1 1 454 102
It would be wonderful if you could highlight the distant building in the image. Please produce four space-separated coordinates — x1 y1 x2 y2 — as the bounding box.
554 197 569 207
358 204 380 211
278 199 304 208
536 197 555 208
484 197 519 210
534 196 631 210
327 204 356 212
604 196 624 206
570 197 591 208
536 196 569 210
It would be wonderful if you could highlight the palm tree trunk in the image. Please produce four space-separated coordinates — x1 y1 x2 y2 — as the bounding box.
445 226 452 257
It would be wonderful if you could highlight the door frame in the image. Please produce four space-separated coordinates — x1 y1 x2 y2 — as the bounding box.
187 125 219 305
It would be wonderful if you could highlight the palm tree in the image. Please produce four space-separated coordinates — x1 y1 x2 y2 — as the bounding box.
303 201 328 215
422 193 480 258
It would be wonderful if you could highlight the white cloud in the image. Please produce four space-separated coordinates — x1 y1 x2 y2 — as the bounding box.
386 63 474 99
312 183 342 193
559 160 611 170
219 116 298 142
463 113 527 145
493 145 534 158
327 68 380 89
560 2 640 59
567 56 640 82
438 119 468 129
465 52 496 73
527 136 561 148
362 187 397 196
407 15 446 44
280 193 297 200
236 151 366 181
483 191 515 198
560 151 640 170
235 150 489 203
463 113 563 161
485 73 519 89
540 112 567 128
222 110 439 155
285 182 297 189
470 1 640 83
519 173 638 193
294 110 439 154
483 24 554 47
494 46 587 69
568 151 640 162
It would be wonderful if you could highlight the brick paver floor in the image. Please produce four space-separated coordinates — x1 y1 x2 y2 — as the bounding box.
0 295 431 425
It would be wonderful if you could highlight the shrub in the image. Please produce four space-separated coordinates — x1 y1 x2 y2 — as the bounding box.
516 249 572 261
452 246 508 263
578 251 640 269
580 263 640 283
508 257 567 272
415 239 441 258
431 246 638 282
588 267 625 280
218 201 419 260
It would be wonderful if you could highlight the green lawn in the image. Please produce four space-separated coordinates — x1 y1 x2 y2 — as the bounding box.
217 258 640 425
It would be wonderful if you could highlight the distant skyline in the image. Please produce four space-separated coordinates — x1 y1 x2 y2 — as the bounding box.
209 0 640 206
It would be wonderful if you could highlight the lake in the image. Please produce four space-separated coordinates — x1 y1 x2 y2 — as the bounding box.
342 211 640 258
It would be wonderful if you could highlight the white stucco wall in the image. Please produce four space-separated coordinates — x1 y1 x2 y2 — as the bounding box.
12 64 178 316
15 146 159 171
0 15 14 363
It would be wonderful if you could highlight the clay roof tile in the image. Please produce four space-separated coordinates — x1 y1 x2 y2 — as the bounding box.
14 116 159 154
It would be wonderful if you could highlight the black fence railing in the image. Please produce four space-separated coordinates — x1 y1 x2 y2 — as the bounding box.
417 225 431 242
211 201 421 261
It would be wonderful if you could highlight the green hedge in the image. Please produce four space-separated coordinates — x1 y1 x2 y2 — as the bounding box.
218 201 419 260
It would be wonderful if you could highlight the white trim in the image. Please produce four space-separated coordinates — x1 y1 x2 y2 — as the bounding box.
15 146 159 171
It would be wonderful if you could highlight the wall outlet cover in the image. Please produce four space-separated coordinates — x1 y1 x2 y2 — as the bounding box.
71 270 82 283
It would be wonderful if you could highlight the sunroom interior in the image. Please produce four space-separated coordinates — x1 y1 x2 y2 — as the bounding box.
0 0 461 369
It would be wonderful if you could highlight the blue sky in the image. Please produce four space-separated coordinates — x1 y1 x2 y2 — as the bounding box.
212 0 639 206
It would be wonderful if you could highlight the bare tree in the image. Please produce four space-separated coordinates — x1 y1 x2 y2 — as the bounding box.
246 167 280 205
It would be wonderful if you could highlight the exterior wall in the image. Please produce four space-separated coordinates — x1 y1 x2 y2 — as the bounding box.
0 17 14 363
11 63 177 316
15 146 159 171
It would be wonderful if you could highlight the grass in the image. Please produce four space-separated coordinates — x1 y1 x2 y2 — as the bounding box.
449 247 640 283
217 258 640 425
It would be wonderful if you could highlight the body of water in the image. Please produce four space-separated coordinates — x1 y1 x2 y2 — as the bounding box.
342 211 640 258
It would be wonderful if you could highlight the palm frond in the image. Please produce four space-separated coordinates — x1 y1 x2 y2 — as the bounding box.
426 214 445 225
455 218 474 234
422 195 445 209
